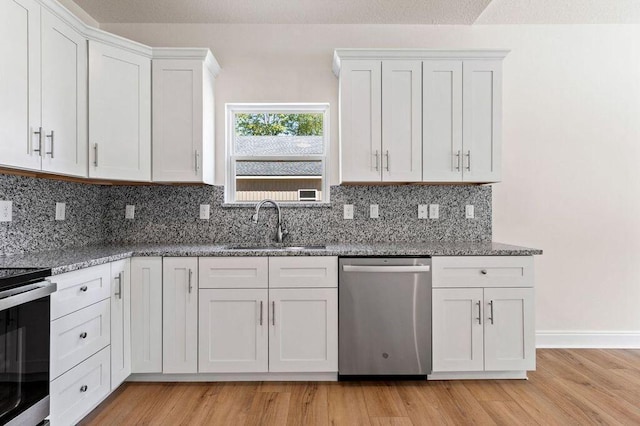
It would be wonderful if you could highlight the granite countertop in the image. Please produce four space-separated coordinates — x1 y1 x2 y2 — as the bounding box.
0 242 542 275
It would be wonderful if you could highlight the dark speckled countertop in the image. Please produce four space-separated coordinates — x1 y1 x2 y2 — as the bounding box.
0 242 542 276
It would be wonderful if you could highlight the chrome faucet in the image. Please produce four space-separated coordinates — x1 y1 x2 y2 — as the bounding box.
252 199 288 243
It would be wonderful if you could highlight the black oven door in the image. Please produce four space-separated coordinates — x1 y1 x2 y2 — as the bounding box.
0 291 52 426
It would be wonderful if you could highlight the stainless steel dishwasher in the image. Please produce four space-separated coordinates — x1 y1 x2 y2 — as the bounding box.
339 257 431 378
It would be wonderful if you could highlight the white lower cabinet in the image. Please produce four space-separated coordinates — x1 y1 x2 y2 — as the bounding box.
431 256 536 377
130 257 163 373
197 256 339 374
198 289 268 373
269 288 338 372
50 347 111 426
110 259 131 389
163 257 198 373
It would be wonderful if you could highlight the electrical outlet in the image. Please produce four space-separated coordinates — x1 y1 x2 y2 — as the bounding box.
200 204 211 220
0 201 12 222
369 204 379 219
343 204 354 220
466 205 475 219
55 202 66 221
418 204 428 219
429 204 439 219
125 205 135 220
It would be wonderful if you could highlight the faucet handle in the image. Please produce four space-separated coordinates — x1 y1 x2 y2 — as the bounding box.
251 213 259 223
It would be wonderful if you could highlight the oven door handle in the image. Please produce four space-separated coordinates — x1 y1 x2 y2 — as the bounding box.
0 281 57 311
342 265 430 273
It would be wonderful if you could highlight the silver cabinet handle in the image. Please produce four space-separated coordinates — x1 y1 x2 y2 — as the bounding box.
259 301 263 326
476 301 482 325
93 143 98 167
46 130 54 158
488 300 494 325
343 265 430 273
188 269 193 293
465 150 471 171
80 286 88 292
114 273 122 299
385 150 390 171
272 301 275 326
80 385 88 392
80 332 88 339
455 150 461 171
195 150 200 173
33 127 43 156
481 269 488 275
374 150 380 171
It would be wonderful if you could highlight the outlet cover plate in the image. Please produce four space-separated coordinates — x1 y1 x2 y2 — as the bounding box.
465 205 475 219
418 204 428 219
125 205 135 220
55 202 66 221
344 204 354 220
0 201 12 222
429 204 439 219
200 204 211 220
369 204 379 219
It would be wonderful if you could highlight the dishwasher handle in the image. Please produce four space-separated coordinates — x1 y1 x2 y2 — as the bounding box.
342 265 430 273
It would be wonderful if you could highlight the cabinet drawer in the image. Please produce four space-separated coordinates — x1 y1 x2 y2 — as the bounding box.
51 264 111 320
51 299 110 379
199 257 268 289
432 256 533 288
50 346 111 426
269 257 338 288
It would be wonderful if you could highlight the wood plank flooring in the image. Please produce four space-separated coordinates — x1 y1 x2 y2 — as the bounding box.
81 349 640 425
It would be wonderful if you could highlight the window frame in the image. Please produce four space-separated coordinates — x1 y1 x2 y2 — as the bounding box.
225 103 330 205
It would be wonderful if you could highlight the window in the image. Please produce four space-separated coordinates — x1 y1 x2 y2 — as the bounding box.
225 103 330 204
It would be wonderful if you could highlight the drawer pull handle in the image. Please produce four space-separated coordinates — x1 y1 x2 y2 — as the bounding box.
80 286 88 292
481 269 488 275
80 332 88 339
80 385 88 392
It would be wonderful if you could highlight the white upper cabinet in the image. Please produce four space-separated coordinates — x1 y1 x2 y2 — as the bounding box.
381 60 423 182
88 41 151 181
462 60 503 182
339 60 382 182
41 8 87 177
422 60 463 182
0 0 42 171
334 49 508 184
152 49 220 184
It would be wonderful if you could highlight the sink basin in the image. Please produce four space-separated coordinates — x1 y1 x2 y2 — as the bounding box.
223 245 326 251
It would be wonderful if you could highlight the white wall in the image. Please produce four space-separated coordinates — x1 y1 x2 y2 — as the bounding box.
102 22 640 339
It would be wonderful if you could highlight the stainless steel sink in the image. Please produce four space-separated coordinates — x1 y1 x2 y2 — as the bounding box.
223 245 326 251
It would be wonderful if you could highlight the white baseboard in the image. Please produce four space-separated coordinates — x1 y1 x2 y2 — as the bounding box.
536 331 640 349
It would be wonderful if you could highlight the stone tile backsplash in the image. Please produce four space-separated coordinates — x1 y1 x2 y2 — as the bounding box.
1 173 491 256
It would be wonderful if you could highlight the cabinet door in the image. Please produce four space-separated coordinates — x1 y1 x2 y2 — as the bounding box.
0 0 42 171
163 257 198 373
152 59 213 183
339 60 382 182
381 60 422 182
484 287 535 371
88 41 151 181
462 60 502 182
130 257 162 373
110 259 131 389
432 288 484 372
40 9 87 177
198 289 268 373
422 60 463 182
269 288 338 372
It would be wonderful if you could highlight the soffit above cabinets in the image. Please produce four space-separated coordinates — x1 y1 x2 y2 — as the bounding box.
73 0 640 25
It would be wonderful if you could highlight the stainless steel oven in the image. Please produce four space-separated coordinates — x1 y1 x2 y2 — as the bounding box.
0 269 56 426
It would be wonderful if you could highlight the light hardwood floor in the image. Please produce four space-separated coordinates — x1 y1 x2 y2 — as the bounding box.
81 349 640 425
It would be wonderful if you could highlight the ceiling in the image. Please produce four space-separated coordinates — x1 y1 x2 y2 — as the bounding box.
73 0 640 24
